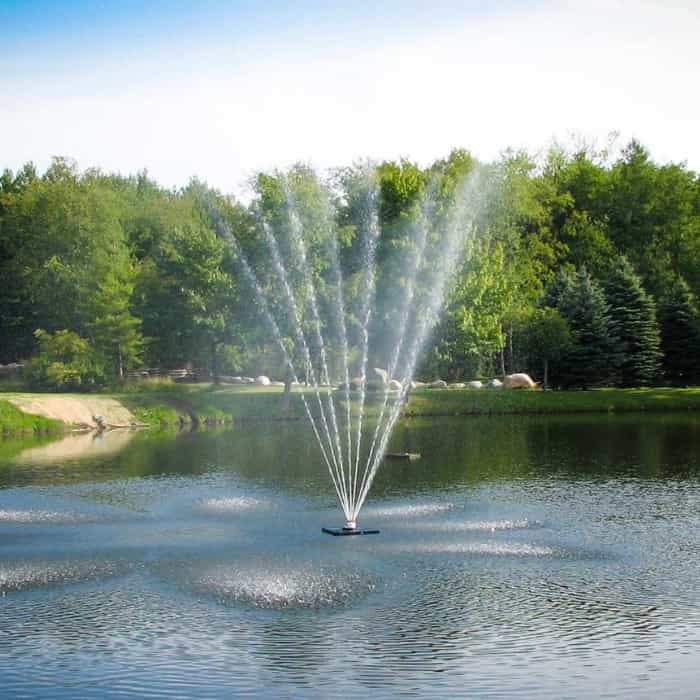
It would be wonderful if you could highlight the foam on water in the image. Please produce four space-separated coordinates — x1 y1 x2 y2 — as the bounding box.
0 508 88 524
385 541 556 557
365 502 454 518
0 559 133 593
196 496 267 513
408 518 542 532
184 560 378 609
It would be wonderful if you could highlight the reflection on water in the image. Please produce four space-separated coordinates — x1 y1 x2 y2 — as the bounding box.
12 428 136 464
0 413 699 698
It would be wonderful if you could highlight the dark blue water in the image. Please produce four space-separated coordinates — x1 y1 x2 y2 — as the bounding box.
1 414 699 698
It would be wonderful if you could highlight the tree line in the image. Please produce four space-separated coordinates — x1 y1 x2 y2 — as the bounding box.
1 140 699 390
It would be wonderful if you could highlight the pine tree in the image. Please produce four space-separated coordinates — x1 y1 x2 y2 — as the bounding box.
543 267 575 309
604 257 661 386
658 276 700 385
556 268 619 388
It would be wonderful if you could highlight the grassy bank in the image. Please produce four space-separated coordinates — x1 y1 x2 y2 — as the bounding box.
0 383 303 433
404 386 700 416
2 384 700 434
118 383 700 424
0 399 64 435
115 381 299 427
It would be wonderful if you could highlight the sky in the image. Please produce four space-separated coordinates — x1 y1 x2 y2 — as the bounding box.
2 0 699 197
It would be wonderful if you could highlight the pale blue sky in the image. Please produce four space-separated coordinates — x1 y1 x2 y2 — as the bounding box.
2 1 699 195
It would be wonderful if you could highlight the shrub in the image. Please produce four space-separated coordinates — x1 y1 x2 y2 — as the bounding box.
24 329 105 391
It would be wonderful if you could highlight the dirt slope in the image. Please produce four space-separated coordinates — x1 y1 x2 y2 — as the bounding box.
4 395 136 429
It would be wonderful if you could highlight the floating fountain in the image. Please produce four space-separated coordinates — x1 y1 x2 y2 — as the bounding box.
207 168 483 534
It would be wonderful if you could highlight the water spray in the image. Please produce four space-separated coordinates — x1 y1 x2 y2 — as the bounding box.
206 167 481 537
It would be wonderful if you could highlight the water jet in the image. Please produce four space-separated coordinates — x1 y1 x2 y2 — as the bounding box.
207 167 481 531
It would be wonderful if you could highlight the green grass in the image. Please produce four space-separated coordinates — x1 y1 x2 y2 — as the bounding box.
0 399 64 435
112 377 185 394
116 383 297 426
3 384 700 433
117 383 700 424
128 403 182 428
403 386 700 416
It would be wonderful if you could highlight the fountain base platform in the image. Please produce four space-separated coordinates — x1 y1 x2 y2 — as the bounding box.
322 526 380 536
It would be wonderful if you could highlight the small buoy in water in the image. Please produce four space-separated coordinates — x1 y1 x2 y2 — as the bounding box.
384 452 421 462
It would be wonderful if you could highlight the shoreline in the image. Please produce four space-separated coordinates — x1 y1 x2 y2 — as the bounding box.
2 385 700 435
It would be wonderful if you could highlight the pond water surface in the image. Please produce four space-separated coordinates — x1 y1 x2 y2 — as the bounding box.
1 414 699 698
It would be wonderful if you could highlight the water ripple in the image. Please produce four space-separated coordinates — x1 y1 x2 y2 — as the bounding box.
383 540 556 557
364 502 454 518
406 518 542 532
162 558 379 610
195 496 268 514
0 558 134 594
0 508 82 523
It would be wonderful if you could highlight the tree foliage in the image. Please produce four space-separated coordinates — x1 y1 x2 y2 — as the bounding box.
555 268 619 388
604 257 661 386
1 140 699 388
658 277 700 385
24 329 104 391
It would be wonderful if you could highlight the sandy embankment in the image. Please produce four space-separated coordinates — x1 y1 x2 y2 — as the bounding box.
4 395 137 430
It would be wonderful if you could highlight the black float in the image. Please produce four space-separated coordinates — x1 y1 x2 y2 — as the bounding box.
322 523 379 536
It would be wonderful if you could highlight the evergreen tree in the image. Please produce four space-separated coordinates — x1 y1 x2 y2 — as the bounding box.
556 268 619 387
604 257 661 386
658 276 700 385
518 307 572 389
542 267 575 309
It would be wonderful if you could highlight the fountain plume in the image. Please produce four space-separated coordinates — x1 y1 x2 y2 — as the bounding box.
207 166 482 529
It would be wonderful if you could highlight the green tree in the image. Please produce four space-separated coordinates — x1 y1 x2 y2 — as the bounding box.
604 256 661 386
658 276 700 385
89 263 143 379
556 268 619 387
447 240 515 375
534 147 617 283
606 141 700 299
0 158 137 363
24 329 104 390
518 307 572 389
135 214 237 375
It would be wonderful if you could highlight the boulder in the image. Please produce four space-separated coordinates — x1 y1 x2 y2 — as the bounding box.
373 367 389 384
411 380 427 389
428 380 447 389
488 378 503 389
255 375 271 386
388 379 403 391
227 376 244 384
467 380 483 390
243 377 255 384
503 373 538 389
450 382 466 389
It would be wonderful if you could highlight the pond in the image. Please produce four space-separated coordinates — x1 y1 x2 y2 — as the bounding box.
1 413 699 698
